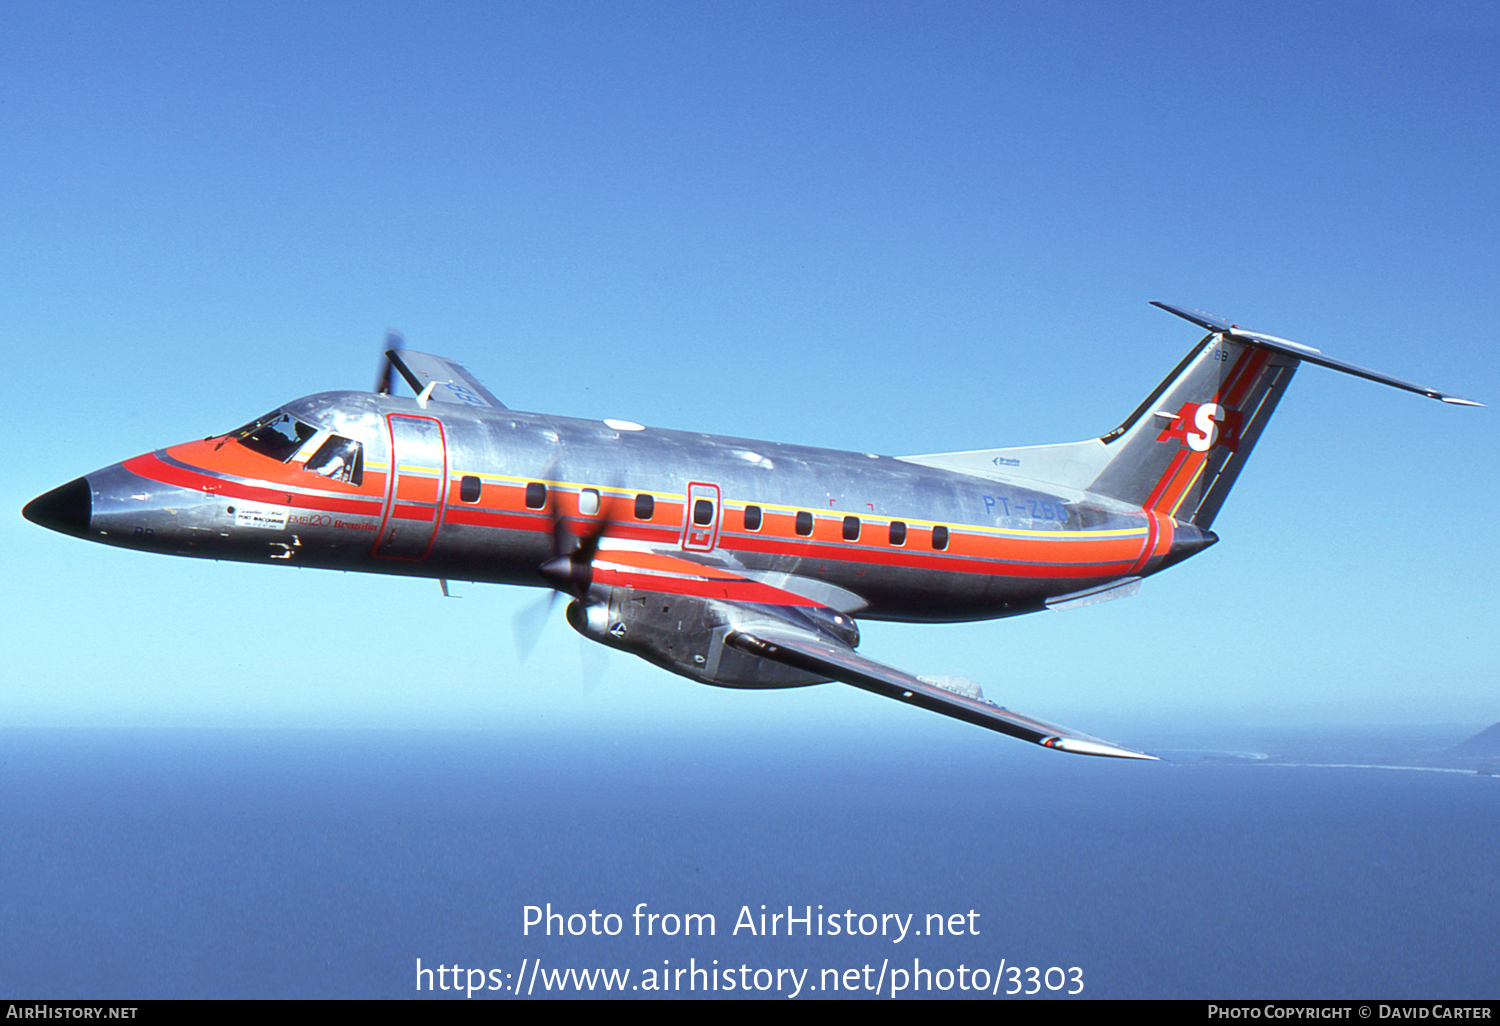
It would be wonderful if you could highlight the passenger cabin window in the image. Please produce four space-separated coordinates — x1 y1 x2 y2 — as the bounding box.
460 475 481 503
931 525 949 551
693 499 714 526
888 521 907 546
579 488 601 516
795 511 813 537
525 482 547 509
634 494 654 520
743 505 762 531
232 412 317 463
304 435 364 486
842 516 860 541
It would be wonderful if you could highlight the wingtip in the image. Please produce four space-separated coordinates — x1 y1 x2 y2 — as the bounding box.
1040 735 1159 760
1439 395 1485 407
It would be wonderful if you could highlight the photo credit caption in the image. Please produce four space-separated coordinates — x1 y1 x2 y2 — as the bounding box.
522 903 982 942
412 902 1086 998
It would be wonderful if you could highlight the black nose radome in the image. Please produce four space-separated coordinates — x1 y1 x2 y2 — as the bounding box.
23 477 92 538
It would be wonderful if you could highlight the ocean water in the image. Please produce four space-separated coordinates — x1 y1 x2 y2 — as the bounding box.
2 725 1496 999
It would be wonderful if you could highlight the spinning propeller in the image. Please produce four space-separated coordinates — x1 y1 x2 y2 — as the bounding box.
370 329 613 671
512 487 616 662
539 512 607 597
375 330 404 395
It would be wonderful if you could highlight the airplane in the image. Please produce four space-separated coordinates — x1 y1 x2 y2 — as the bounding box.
22 303 1481 760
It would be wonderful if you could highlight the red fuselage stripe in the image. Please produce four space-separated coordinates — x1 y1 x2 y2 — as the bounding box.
592 568 822 606
127 451 1147 583
124 453 383 516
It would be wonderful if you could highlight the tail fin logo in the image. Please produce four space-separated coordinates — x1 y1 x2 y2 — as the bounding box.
1158 401 1242 453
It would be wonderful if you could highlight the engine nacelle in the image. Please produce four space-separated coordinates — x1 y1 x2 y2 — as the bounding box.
565 588 859 689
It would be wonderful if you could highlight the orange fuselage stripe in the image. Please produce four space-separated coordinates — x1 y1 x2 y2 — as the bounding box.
133 443 1154 585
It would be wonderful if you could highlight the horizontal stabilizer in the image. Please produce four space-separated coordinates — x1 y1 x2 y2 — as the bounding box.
725 627 1156 760
386 350 507 409
1151 302 1483 406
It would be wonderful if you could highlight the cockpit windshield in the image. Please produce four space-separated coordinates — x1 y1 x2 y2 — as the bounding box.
221 408 369 487
228 411 318 462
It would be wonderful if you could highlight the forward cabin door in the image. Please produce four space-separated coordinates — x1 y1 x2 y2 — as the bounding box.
375 413 449 560
681 481 721 552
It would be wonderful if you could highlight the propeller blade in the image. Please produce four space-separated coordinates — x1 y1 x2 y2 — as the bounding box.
512 590 560 663
553 511 576 558
573 516 607 566
577 633 608 692
524 474 623 654
376 329 404 395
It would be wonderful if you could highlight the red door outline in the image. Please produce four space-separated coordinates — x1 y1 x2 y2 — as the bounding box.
681 482 721 552
374 413 448 560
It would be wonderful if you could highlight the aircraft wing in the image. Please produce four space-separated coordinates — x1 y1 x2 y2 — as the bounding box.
387 349 508 409
723 622 1157 760
576 542 1152 758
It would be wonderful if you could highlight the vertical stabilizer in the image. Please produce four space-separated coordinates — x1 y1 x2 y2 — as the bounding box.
901 329 1301 528
1088 332 1299 528
899 303 1476 530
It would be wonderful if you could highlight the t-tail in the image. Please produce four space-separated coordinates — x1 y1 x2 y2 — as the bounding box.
903 302 1481 531
1088 306 1299 528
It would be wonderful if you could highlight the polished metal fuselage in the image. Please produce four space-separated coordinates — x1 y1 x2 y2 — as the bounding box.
28 305 1472 750
80 389 1175 624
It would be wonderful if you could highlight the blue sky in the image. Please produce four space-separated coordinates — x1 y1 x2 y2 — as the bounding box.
4 0 1496 737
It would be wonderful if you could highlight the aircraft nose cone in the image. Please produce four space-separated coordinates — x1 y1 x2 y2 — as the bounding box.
22 477 92 538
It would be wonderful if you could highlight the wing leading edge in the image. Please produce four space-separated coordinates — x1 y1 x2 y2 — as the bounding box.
724 624 1157 760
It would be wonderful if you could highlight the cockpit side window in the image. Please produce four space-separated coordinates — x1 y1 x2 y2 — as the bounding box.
230 412 318 463
304 434 364 485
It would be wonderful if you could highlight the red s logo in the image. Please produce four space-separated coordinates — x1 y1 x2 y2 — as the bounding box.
1158 402 1242 452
